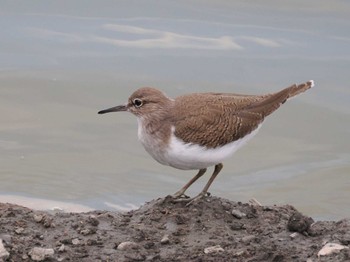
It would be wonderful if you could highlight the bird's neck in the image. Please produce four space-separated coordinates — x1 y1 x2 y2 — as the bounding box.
137 106 174 151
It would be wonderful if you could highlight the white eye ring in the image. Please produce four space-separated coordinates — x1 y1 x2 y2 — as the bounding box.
133 98 143 108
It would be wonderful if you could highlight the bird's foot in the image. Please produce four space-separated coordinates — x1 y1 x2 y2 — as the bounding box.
172 192 207 206
171 193 190 202
171 190 189 199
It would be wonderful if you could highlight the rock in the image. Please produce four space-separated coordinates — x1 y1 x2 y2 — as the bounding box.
51 207 63 211
0 234 12 245
33 214 43 223
289 232 299 239
231 209 246 219
80 229 91 235
317 242 349 257
204 245 224 254
0 239 10 259
234 250 248 257
88 215 99 226
58 244 65 252
249 198 262 206
241 235 256 243
287 212 314 233
160 234 170 244
117 241 139 251
104 248 115 255
15 227 24 234
72 238 80 245
28 247 54 261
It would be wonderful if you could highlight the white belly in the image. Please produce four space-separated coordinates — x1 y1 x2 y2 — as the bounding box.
138 118 262 170
164 125 262 170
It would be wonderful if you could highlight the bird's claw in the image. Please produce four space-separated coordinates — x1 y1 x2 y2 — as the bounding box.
171 192 206 206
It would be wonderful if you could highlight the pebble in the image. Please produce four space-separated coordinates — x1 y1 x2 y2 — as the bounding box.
88 215 99 226
231 209 246 219
28 247 54 261
0 239 10 259
249 198 262 206
104 248 115 255
117 241 139 251
33 214 43 223
160 235 170 244
80 229 91 235
58 244 65 252
318 242 349 257
51 207 63 211
72 238 80 245
204 245 224 254
15 227 24 235
241 235 256 243
289 232 299 239
288 212 314 233
0 234 12 245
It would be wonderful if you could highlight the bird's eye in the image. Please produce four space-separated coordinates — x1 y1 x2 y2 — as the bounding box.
133 98 143 108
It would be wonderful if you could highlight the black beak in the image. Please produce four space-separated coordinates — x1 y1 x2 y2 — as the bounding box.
98 105 127 114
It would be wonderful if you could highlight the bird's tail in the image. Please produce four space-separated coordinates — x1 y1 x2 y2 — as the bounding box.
286 80 314 99
242 80 314 118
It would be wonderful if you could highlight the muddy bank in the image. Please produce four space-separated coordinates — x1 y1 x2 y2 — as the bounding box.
0 196 349 261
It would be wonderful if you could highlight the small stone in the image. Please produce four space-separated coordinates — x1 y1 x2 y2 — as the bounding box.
234 250 248 257
15 227 25 235
241 235 255 243
28 247 54 261
318 242 349 257
204 245 224 254
230 222 245 230
33 214 43 223
290 232 299 239
72 238 80 245
160 235 170 244
287 212 314 233
88 215 99 226
249 198 262 206
51 206 63 211
231 209 246 219
80 229 91 235
0 234 12 245
144 242 155 249
117 241 139 251
58 244 65 252
0 239 10 259
104 248 115 255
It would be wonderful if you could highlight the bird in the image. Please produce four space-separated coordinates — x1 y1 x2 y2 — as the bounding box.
98 80 314 204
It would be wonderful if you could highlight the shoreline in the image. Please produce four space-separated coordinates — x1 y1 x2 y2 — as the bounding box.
1 195 349 261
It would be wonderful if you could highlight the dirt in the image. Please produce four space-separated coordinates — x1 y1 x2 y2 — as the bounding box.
0 195 349 261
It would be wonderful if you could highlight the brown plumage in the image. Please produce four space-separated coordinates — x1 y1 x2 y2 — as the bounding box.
172 81 313 148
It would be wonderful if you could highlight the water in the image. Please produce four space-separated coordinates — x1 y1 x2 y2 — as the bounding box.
1 1 349 220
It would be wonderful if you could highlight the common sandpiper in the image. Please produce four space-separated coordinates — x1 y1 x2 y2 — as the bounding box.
98 80 314 204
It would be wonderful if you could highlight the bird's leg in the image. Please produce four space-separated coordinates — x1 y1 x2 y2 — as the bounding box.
177 163 223 205
172 168 207 199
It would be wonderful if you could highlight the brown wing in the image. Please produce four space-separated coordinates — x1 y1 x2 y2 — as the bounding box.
172 93 265 148
172 82 313 148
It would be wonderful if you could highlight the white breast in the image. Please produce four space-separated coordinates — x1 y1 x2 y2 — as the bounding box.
137 118 170 166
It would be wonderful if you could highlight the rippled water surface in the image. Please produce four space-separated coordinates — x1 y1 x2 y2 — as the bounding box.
1 1 349 220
